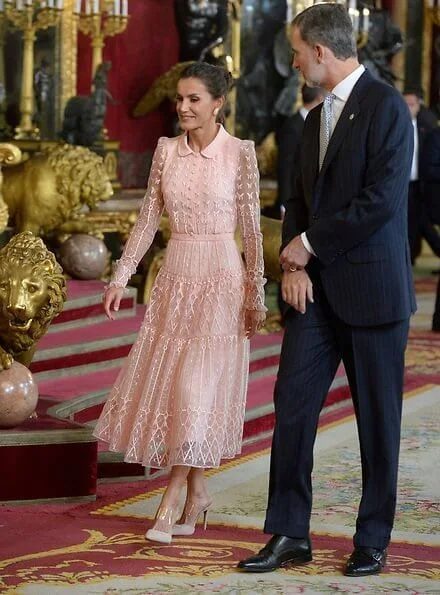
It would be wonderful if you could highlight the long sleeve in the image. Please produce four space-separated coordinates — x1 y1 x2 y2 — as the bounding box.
236 140 267 311
109 138 166 288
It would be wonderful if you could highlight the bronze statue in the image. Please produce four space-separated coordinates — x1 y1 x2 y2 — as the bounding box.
174 0 228 63
34 58 55 139
358 8 403 86
0 232 67 371
2 144 113 235
60 61 112 146
132 61 194 118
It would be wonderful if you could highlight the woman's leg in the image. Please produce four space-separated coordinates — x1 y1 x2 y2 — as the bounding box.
173 467 212 534
186 467 210 502
146 465 190 542
159 465 190 509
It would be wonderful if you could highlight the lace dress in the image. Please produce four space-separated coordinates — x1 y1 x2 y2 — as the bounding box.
93 125 266 468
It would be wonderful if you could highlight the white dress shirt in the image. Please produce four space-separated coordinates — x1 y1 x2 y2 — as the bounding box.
410 119 418 181
301 65 366 256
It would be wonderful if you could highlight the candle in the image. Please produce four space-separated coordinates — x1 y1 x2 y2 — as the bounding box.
122 0 127 16
348 0 356 9
93 0 99 13
0 0 4 11
75 0 81 12
16 0 24 9
25 0 33 5
286 0 292 23
362 8 369 33
85 0 91 13
113 0 120 15
57 0 64 8
47 0 54 7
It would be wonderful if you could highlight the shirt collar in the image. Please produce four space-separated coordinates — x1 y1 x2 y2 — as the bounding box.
177 124 228 158
299 106 309 120
331 64 365 103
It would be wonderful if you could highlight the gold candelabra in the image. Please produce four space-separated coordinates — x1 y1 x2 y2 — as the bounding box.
74 0 129 80
3 0 63 140
427 0 440 25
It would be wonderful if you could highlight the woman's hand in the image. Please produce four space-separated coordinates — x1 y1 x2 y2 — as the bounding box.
102 286 124 320
245 309 266 339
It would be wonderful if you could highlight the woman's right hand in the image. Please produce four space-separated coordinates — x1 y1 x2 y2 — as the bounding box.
102 286 124 320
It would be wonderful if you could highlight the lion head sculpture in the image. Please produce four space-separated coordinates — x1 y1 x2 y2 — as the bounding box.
0 232 67 369
2 144 113 235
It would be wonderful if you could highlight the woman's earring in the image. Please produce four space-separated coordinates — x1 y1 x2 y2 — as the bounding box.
213 107 220 117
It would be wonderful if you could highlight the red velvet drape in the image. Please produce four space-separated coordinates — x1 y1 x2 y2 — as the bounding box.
77 0 179 186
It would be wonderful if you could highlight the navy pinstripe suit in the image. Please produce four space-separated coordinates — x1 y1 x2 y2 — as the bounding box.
264 70 417 549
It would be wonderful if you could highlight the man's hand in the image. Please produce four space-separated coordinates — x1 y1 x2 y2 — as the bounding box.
280 235 311 272
281 270 314 314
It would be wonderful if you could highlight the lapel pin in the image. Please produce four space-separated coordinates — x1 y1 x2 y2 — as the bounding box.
349 113 355 120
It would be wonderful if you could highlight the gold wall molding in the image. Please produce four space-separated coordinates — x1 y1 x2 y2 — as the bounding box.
422 1 433 104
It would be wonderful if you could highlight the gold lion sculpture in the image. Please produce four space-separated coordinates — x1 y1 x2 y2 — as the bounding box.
2 144 113 235
0 232 67 371
0 143 22 234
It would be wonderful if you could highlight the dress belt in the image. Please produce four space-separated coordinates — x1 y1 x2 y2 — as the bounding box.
171 232 235 241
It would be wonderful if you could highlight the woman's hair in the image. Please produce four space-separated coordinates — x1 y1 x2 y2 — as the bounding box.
179 62 233 123
293 3 357 61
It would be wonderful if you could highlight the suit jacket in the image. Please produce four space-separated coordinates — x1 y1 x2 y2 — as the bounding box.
275 112 305 208
420 127 440 224
416 113 436 177
282 70 416 327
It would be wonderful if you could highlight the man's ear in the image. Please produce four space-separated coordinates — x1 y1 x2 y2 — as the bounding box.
315 44 325 64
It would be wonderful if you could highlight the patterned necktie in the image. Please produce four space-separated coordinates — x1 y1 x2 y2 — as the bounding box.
319 93 336 170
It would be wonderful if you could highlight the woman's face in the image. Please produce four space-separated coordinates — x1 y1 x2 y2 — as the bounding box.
176 77 222 131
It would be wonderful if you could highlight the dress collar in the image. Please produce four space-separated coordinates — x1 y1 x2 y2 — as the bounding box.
177 124 228 158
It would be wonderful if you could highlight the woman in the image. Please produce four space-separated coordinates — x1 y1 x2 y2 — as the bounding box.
94 62 266 544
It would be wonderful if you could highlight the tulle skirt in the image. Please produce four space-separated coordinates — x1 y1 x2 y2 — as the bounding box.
93 235 250 468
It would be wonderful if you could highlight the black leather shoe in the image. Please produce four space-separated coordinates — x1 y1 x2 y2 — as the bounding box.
344 547 387 577
237 535 312 572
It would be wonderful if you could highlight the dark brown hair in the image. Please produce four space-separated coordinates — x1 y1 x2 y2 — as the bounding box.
179 62 233 123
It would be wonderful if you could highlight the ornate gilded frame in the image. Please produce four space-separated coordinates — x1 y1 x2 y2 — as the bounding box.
58 0 77 129
422 1 433 104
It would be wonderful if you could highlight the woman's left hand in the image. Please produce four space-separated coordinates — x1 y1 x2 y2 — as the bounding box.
245 309 266 339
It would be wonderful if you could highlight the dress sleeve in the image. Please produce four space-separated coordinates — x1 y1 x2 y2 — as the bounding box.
236 140 267 311
109 138 166 289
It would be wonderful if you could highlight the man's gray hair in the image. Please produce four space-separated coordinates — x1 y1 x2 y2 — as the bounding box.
293 3 357 60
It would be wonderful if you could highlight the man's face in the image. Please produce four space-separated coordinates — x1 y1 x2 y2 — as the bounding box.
291 25 323 88
404 94 421 120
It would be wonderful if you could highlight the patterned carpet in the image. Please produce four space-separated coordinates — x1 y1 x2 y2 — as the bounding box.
0 278 439 594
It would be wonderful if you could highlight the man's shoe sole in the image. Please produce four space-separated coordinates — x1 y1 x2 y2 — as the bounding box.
344 567 383 577
238 553 312 573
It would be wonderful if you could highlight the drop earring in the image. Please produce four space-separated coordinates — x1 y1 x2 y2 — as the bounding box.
213 108 220 117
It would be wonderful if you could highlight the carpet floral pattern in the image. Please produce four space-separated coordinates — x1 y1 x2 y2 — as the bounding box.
1 276 439 594
1 385 439 594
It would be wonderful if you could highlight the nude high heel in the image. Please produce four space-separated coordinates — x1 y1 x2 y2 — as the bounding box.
172 499 213 536
145 505 180 544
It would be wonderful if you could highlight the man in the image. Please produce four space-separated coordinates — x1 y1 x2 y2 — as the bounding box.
238 3 415 577
403 88 437 263
275 84 325 217
419 126 440 332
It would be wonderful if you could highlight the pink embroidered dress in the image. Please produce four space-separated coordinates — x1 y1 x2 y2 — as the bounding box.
93 125 266 468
